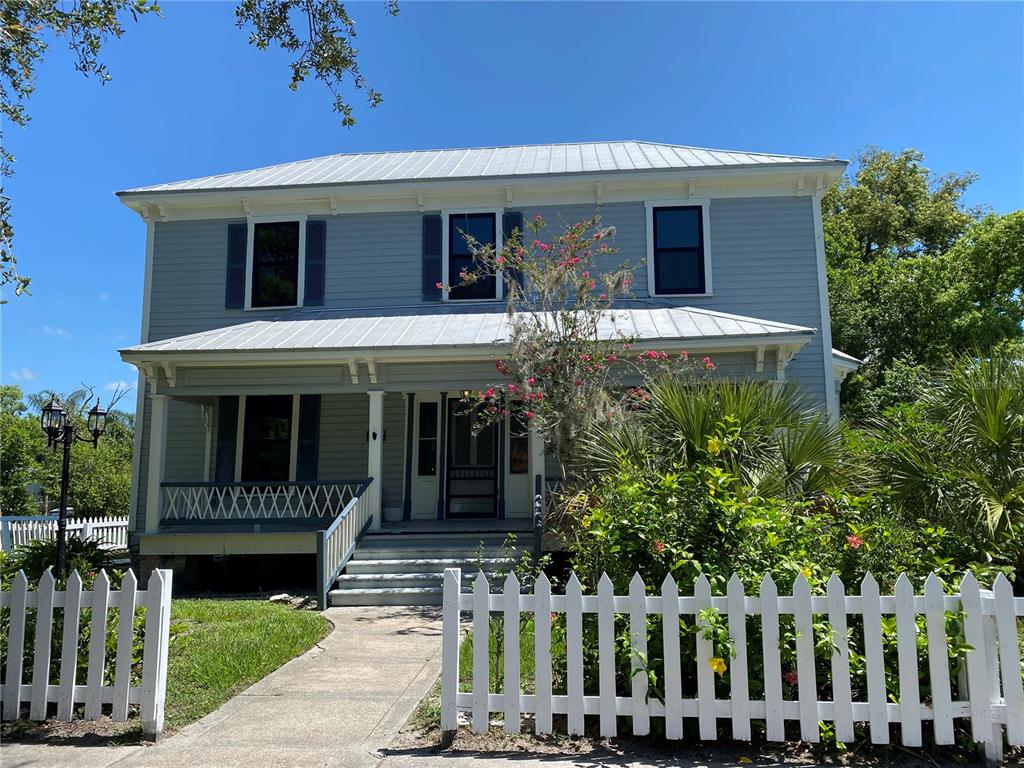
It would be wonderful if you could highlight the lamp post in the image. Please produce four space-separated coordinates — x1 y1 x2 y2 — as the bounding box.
40 394 108 579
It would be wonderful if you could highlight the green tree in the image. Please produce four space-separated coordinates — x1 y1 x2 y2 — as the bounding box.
1 0 397 300
823 147 1023 417
0 385 135 516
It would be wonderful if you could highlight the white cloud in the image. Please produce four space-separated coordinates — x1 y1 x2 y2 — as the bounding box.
42 325 71 338
10 367 36 381
104 380 135 392
98 292 110 302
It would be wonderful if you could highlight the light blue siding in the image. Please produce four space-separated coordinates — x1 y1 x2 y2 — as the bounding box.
134 194 829 535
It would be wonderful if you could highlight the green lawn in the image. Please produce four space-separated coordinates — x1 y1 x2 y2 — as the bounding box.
164 599 330 732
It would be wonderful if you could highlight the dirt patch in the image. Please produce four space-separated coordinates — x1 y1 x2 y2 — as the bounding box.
391 719 1005 767
1 716 145 747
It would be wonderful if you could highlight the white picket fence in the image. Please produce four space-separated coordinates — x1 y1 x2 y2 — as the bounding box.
441 569 1024 764
0 568 172 737
0 515 130 552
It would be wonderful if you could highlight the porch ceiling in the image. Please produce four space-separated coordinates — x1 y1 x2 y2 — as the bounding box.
120 303 814 363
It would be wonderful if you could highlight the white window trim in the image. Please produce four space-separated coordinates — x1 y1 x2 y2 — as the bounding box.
644 199 713 298
244 214 308 311
441 208 503 303
233 393 300 481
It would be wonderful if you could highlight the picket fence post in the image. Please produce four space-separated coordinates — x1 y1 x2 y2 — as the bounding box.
141 569 173 739
440 567 461 734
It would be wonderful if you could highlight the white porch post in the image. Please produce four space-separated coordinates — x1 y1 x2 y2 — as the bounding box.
145 395 170 534
529 422 545 501
367 390 385 530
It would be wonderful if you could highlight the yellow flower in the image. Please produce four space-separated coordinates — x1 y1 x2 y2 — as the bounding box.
709 657 727 676
707 437 721 455
580 515 592 529
801 566 813 580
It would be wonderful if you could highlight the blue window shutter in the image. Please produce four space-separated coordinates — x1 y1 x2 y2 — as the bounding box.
304 220 327 307
422 214 442 301
225 223 247 309
214 396 239 482
295 395 321 481
502 212 524 290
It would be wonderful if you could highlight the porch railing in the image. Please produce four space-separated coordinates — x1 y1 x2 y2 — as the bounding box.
316 478 375 609
160 481 368 522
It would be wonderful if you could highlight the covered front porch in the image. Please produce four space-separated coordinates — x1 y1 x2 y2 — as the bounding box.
122 303 816 604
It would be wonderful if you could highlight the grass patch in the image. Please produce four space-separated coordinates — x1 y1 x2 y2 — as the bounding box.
410 618 538 732
164 599 330 732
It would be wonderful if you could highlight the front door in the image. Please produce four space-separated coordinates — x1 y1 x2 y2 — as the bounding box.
446 402 498 517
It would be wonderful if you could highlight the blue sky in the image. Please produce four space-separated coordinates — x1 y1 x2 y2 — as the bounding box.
3 1 1022 405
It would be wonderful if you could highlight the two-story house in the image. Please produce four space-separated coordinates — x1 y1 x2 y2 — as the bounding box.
117 141 855 606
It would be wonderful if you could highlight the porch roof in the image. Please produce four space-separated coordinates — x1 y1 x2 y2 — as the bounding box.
120 303 815 362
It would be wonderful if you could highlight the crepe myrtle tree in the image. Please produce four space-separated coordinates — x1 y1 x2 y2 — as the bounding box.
439 213 713 479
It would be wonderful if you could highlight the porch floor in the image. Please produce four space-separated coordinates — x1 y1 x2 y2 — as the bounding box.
376 518 533 535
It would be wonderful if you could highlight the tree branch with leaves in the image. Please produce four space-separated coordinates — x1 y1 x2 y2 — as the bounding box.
0 0 395 301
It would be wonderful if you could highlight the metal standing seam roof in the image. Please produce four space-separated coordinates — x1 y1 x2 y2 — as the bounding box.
118 140 844 194
120 305 815 357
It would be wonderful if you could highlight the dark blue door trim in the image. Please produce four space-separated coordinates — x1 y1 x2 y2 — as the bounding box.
402 392 415 520
436 391 448 519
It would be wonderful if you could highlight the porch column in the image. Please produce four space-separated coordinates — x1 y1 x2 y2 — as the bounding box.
436 392 448 520
529 421 545 503
402 392 415 521
367 390 385 530
145 395 170 534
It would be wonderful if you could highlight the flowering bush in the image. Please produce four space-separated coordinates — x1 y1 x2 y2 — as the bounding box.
441 213 706 475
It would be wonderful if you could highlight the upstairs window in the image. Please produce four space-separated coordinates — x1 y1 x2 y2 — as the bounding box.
251 221 300 308
448 212 496 300
649 204 709 295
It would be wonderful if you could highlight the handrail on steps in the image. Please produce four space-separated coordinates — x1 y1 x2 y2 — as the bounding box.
316 477 375 609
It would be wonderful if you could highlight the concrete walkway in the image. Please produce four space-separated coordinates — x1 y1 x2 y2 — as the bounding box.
2 606 445 768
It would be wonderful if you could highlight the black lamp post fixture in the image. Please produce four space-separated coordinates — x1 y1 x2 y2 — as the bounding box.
40 394 108 578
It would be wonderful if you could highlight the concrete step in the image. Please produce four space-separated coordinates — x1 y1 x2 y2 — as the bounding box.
345 557 514 575
328 586 443 607
351 545 523 560
335 569 511 591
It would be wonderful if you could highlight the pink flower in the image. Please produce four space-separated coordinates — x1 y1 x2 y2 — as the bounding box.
598 293 607 301
680 351 689 360
527 376 537 386
484 387 495 398
581 271 590 279
607 354 617 363
703 356 715 370
846 534 864 550
539 243 550 252
581 354 590 362
496 255 506 265
646 350 660 359
435 282 444 290
653 540 666 554
575 379 583 386
507 383 520 394
784 670 798 686
526 411 535 420
535 214 544 222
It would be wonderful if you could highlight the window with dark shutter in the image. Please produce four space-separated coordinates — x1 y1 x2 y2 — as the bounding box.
448 212 496 300
251 222 300 308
